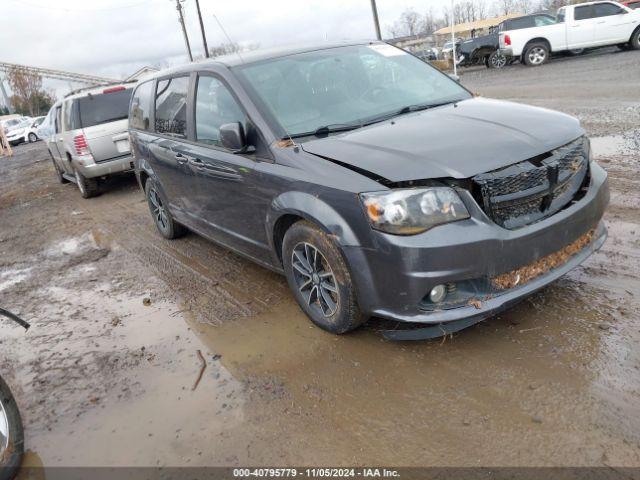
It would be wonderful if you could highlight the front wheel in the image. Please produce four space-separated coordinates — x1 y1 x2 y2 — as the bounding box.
51 159 69 184
27 133 37 143
282 221 367 334
0 376 24 480
487 50 507 69
523 42 549 66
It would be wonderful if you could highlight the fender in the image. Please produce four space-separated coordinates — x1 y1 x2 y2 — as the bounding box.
266 190 365 252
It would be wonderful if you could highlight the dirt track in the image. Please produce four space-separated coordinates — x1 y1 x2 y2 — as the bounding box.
1 49 639 468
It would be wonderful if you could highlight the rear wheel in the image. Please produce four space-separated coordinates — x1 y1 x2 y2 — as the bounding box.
487 50 507 69
144 179 186 239
630 28 640 50
74 169 100 199
0 375 24 480
282 221 367 334
523 42 549 66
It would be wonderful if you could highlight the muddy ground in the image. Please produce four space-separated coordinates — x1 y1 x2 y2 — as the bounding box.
1 49 639 469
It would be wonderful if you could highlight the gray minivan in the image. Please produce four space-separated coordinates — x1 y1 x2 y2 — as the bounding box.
46 82 136 198
129 41 608 340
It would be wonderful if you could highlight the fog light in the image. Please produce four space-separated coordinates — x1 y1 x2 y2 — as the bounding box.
429 284 447 303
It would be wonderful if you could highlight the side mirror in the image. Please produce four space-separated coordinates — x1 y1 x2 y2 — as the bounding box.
219 122 247 152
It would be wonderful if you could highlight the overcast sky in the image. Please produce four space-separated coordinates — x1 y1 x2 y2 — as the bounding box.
1 0 452 97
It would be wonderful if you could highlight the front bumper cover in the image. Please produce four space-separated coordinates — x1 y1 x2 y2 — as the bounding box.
344 162 609 337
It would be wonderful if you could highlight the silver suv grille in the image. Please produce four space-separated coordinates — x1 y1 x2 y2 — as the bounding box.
473 137 589 229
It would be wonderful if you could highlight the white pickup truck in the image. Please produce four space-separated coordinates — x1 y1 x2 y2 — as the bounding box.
499 1 640 65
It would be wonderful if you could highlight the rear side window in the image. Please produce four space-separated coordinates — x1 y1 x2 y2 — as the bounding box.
195 76 247 147
506 17 535 30
629 2 640 9
130 81 153 131
594 2 624 16
155 76 189 138
575 5 595 20
77 88 133 129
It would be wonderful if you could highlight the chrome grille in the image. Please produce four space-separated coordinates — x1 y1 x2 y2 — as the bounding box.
473 138 589 229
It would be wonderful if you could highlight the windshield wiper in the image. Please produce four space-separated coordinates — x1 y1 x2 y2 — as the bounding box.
364 100 459 126
290 123 364 139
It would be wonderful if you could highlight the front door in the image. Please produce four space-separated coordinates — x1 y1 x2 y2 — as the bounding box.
146 75 200 217
185 74 272 258
593 2 635 43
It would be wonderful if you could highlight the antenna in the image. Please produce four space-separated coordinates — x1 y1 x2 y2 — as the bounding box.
212 14 244 64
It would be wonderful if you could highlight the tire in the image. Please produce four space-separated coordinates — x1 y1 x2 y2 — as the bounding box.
0 375 24 480
630 28 640 50
144 178 185 239
568 48 585 56
487 50 507 69
282 221 367 334
27 133 37 143
523 42 549 66
51 159 69 184
74 169 100 199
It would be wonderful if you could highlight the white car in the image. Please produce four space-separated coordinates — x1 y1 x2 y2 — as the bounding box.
4 117 34 145
25 116 46 143
500 1 640 65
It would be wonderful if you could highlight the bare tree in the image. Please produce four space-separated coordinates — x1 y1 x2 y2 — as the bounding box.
494 0 517 15
6 67 53 116
515 0 535 13
389 8 423 37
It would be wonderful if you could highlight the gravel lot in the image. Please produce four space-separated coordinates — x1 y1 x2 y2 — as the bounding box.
0 49 639 469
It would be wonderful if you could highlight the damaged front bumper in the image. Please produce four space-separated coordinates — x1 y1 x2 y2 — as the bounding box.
344 162 609 339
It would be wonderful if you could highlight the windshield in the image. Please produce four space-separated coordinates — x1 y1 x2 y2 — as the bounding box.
77 88 133 128
235 44 471 138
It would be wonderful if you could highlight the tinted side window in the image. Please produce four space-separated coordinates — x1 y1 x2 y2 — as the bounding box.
574 6 595 20
155 77 189 138
195 76 247 147
557 9 566 22
130 81 153 131
506 17 536 29
594 3 624 16
629 2 640 9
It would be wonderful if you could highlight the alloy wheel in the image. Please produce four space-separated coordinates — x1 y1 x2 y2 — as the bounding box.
528 47 546 65
492 53 507 68
148 187 169 233
291 242 339 317
0 396 9 456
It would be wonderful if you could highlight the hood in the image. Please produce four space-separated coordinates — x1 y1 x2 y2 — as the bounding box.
301 98 583 183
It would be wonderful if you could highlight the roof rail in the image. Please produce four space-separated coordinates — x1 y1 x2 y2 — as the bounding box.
63 79 138 99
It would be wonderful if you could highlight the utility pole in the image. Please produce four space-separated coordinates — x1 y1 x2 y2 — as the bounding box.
370 0 382 40
195 0 209 58
450 0 457 77
175 0 193 62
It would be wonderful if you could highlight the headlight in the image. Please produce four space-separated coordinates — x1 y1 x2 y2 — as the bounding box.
583 136 592 162
360 187 470 235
